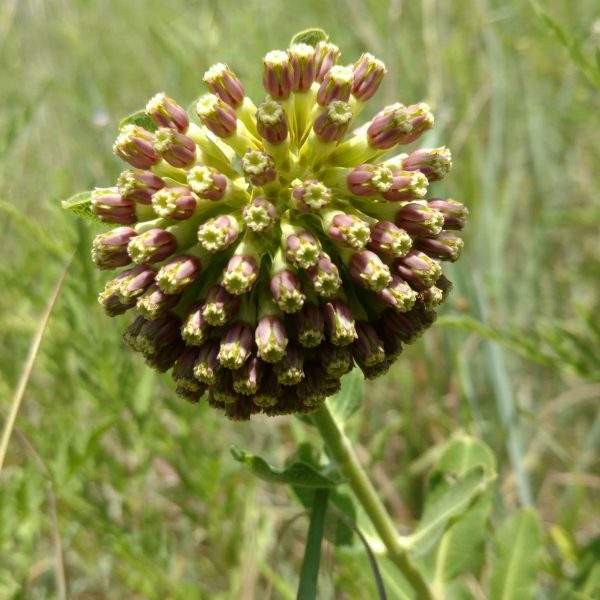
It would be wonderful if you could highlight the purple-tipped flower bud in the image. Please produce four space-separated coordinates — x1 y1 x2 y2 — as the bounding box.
367 102 434 150
317 65 354 106
181 303 209 345
219 322 253 369
256 99 288 145
353 322 386 367
92 227 136 269
349 250 392 292
252 372 282 408
198 215 240 253
325 300 357 346
187 165 228 201
152 127 196 168
127 228 176 264
242 198 277 232
314 41 340 83
377 275 417 312
321 344 354 378
396 250 442 288
196 94 237 138
137 284 180 320
146 92 189 133
91 189 136 225
156 255 201 295
113 125 160 169
262 50 293 100
255 316 288 363
285 230 321 269
115 265 156 302
241 150 277 187
294 303 325 348
98 282 135 317
222 254 259 295
326 213 370 250
427 199 468 230
381 170 428 201
396 202 444 237
203 63 245 108
313 100 353 142
274 345 304 385
289 44 316 92
347 163 395 196
151 186 197 220
232 355 263 395
352 53 386 101
117 169 165 205
201 285 240 326
123 315 149 350
193 341 221 384
398 103 435 144
292 180 331 212
369 221 412 258
173 347 203 393
270 270 305 313
306 254 341 297
415 231 464 262
402 147 452 181
135 314 181 358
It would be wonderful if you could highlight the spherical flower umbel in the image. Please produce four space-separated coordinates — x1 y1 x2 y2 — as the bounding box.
88 34 468 420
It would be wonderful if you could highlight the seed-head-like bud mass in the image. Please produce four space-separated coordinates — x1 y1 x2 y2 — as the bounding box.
82 33 467 418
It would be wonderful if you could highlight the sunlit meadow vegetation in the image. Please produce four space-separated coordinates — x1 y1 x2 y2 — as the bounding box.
1 0 599 598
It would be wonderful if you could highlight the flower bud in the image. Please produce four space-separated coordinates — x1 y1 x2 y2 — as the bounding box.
201 285 240 326
194 341 221 384
397 103 435 144
127 228 176 264
151 186 197 220
317 65 354 106
198 215 240 253
314 41 340 82
270 270 305 313
115 265 156 302
91 189 136 224
98 284 135 317
187 165 228 200
367 102 434 150
92 227 136 269
263 50 293 100
349 250 392 292
395 202 444 237
377 275 417 312
289 44 316 92
123 315 148 350
156 255 201 294
321 343 354 378
402 147 452 181
203 63 245 108
242 198 277 232
196 94 237 137
284 230 321 269
381 170 428 201
181 303 209 345
274 345 304 385
218 322 253 369
173 347 204 393
415 231 464 262
137 284 180 320
324 300 357 346
135 314 181 357
347 164 394 196
325 213 370 250
146 339 185 372
352 53 386 101
369 220 412 258
252 372 282 408
396 250 441 288
353 321 386 367
146 92 189 133
211 372 238 404
152 127 196 168
313 100 353 142
117 169 165 205
113 125 160 169
222 254 259 295
427 199 468 230
294 303 325 348
291 180 331 212
255 316 288 363
241 150 277 187
306 254 341 297
232 355 263 395
256 99 288 145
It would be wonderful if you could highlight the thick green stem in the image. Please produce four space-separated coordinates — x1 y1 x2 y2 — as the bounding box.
311 402 434 600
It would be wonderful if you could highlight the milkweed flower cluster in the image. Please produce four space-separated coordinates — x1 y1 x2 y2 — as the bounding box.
90 37 467 420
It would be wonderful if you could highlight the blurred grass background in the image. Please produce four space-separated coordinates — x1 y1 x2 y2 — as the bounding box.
1 0 599 598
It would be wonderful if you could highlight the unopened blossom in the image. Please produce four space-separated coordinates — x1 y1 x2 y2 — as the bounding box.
82 33 467 419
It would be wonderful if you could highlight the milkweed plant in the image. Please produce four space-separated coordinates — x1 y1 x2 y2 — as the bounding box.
64 28 542 600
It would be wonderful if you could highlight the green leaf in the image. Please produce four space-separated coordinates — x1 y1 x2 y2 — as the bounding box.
489 508 542 600
119 109 157 132
433 435 496 479
61 190 101 223
406 467 489 556
290 28 329 47
329 368 364 425
231 446 344 488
